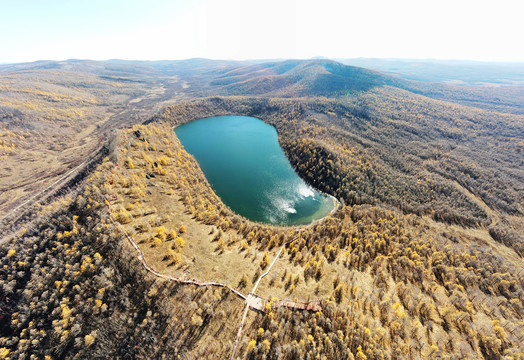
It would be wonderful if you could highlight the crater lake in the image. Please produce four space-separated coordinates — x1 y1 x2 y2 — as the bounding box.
175 115 336 225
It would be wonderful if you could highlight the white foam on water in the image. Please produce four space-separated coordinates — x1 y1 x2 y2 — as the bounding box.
271 196 297 217
284 206 297 214
297 182 315 198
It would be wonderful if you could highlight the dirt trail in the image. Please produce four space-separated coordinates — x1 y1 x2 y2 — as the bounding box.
230 242 288 359
452 178 499 226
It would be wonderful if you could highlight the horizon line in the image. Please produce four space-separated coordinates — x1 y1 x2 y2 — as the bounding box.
2 56 524 66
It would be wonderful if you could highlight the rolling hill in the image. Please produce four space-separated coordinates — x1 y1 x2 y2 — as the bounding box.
207 59 407 96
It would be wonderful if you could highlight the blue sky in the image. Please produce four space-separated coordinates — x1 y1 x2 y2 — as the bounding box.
1 0 523 63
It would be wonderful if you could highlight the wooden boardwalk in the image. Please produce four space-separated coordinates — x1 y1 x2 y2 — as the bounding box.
243 294 324 313
273 299 323 312
246 293 266 312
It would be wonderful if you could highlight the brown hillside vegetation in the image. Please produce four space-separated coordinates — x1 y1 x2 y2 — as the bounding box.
200 59 524 115
0 160 244 359
0 69 142 218
1 59 523 359
3 98 522 358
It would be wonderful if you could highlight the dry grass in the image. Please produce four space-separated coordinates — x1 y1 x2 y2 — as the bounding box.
0 69 174 218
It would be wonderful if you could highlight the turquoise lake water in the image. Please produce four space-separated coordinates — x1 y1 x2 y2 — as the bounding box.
174 115 335 225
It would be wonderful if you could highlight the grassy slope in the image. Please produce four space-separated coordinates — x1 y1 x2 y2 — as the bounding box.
0 62 195 225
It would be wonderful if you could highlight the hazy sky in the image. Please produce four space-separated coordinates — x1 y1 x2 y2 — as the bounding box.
1 0 523 63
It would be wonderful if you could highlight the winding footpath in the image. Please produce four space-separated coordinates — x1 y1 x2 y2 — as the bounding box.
107 196 248 300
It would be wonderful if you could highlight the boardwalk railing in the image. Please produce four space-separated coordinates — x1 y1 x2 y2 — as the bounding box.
273 299 324 312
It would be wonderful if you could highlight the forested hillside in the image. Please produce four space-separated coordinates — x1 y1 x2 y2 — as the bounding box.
154 95 523 245
198 59 524 115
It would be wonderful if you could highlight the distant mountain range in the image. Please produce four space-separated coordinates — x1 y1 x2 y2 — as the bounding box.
1 58 523 114
3 57 524 84
336 58 524 85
